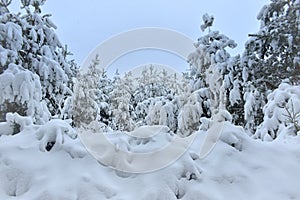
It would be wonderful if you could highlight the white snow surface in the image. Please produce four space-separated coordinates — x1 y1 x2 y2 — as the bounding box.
0 119 300 200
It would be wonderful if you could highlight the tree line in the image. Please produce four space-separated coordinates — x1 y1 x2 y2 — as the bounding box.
0 0 299 140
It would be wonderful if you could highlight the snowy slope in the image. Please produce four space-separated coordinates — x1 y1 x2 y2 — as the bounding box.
0 120 300 200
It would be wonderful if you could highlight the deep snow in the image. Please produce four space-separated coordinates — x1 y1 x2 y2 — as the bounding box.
0 119 300 200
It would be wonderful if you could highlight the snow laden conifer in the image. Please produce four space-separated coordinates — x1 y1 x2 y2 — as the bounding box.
0 0 51 123
242 0 300 133
184 14 243 135
246 0 300 86
73 56 101 127
133 66 171 125
133 66 170 104
110 71 135 131
255 83 300 141
0 64 50 124
132 65 179 131
177 87 210 136
96 69 113 126
0 0 77 120
145 96 177 131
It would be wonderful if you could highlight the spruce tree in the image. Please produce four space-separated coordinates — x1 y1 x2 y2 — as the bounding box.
72 56 101 127
242 0 300 133
0 0 77 121
187 14 243 129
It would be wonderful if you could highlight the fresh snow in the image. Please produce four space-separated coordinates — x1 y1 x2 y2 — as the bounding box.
0 1 299 199
0 118 300 199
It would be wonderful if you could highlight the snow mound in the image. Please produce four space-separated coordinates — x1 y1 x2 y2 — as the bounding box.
0 121 300 199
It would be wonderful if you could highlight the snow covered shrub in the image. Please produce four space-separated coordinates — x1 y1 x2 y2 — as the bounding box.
255 83 300 141
35 119 76 152
132 65 181 127
0 64 50 124
145 97 177 132
0 113 34 135
219 121 246 151
134 87 175 129
177 88 211 137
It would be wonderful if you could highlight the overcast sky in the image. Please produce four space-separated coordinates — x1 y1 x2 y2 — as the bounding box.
11 0 270 73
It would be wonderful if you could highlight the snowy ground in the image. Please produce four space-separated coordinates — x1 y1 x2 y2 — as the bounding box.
0 120 300 200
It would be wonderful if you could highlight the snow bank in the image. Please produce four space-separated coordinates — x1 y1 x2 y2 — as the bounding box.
0 118 300 199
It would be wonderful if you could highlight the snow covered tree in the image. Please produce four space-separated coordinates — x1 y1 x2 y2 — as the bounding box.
225 56 245 126
177 88 210 136
133 65 172 103
246 0 299 86
0 0 77 120
0 64 50 124
242 0 300 133
72 56 101 127
96 69 113 126
187 14 243 128
132 65 178 127
133 84 171 127
143 96 177 131
110 71 135 131
243 82 263 132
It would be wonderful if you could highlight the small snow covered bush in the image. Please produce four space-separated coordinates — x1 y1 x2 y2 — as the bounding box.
0 113 34 136
255 83 300 141
177 88 211 137
145 97 177 132
35 119 76 152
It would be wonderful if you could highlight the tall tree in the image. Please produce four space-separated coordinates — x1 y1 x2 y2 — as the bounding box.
72 56 101 127
96 69 113 126
110 71 135 131
242 0 300 133
0 0 77 121
187 14 243 128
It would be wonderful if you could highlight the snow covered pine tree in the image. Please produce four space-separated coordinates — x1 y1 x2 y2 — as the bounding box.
242 0 300 133
184 13 243 135
73 55 102 127
0 0 77 123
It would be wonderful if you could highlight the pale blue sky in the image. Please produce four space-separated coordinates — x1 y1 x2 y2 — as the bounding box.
10 0 270 73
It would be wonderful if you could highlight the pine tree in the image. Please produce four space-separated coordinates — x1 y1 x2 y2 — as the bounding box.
72 56 101 127
110 71 135 131
177 88 210 136
0 64 50 123
242 0 300 133
187 14 243 130
249 0 299 85
0 0 77 120
0 0 50 123
96 69 113 126
255 83 300 141
145 96 177 132
132 65 176 127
